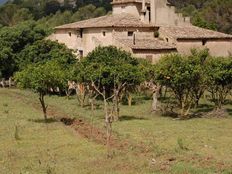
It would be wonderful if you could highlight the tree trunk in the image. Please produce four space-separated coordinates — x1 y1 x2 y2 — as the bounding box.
151 85 161 112
152 91 158 111
113 89 120 121
39 92 47 121
127 93 132 107
104 98 112 158
76 88 86 108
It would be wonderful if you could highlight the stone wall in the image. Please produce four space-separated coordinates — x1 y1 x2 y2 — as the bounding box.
176 39 232 57
150 0 191 26
133 49 176 63
82 28 114 56
53 29 82 50
113 3 142 18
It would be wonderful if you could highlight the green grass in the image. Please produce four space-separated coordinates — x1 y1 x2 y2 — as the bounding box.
1 88 232 173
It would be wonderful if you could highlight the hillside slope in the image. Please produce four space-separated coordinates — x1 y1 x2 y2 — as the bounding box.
0 0 231 34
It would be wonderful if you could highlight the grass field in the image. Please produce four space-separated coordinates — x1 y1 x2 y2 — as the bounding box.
1 88 232 174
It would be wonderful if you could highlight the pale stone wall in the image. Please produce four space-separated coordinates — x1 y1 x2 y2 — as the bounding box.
54 29 82 50
82 28 114 56
206 40 232 57
176 40 204 55
176 39 232 57
149 0 191 26
112 3 141 18
132 49 176 63
113 27 156 39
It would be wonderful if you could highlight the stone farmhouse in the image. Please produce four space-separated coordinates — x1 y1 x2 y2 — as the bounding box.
49 0 232 63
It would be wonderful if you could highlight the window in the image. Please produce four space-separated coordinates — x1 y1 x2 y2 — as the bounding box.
102 31 106 37
166 38 169 42
79 50 83 58
80 29 83 38
202 39 207 46
68 32 72 37
128 31 134 37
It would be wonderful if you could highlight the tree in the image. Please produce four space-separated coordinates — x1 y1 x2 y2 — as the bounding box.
12 8 34 25
205 57 232 109
187 49 209 107
136 59 160 112
71 4 106 22
0 21 48 78
73 46 143 156
14 61 69 121
0 47 14 78
17 40 76 70
155 50 209 118
0 4 18 26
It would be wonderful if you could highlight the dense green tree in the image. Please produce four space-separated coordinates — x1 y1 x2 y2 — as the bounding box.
44 0 61 15
17 40 76 69
205 57 232 109
15 61 70 120
155 50 209 118
73 46 144 156
0 4 18 26
0 21 48 78
74 46 143 118
71 4 106 21
12 8 34 25
170 0 232 34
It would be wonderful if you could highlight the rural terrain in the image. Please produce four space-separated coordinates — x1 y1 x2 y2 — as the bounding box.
1 88 232 174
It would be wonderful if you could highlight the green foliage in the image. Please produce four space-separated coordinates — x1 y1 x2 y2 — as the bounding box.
17 40 76 70
205 57 232 109
74 46 144 90
0 21 49 78
15 60 69 94
171 0 232 33
0 1 109 28
71 4 106 22
0 4 19 26
155 49 210 117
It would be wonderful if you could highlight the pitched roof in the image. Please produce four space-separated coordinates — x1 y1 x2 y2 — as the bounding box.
160 26 232 40
116 37 176 50
55 13 155 29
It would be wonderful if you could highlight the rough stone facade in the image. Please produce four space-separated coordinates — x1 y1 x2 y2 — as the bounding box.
48 0 232 63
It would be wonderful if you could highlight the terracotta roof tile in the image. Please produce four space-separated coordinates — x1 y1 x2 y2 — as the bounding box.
160 26 232 39
55 13 155 29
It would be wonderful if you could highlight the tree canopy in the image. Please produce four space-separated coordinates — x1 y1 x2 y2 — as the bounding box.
15 60 70 120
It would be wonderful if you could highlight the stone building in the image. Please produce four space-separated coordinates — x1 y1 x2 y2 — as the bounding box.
49 0 232 63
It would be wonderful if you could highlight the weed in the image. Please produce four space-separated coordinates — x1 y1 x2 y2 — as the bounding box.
3 103 8 107
177 138 188 151
14 125 20 140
